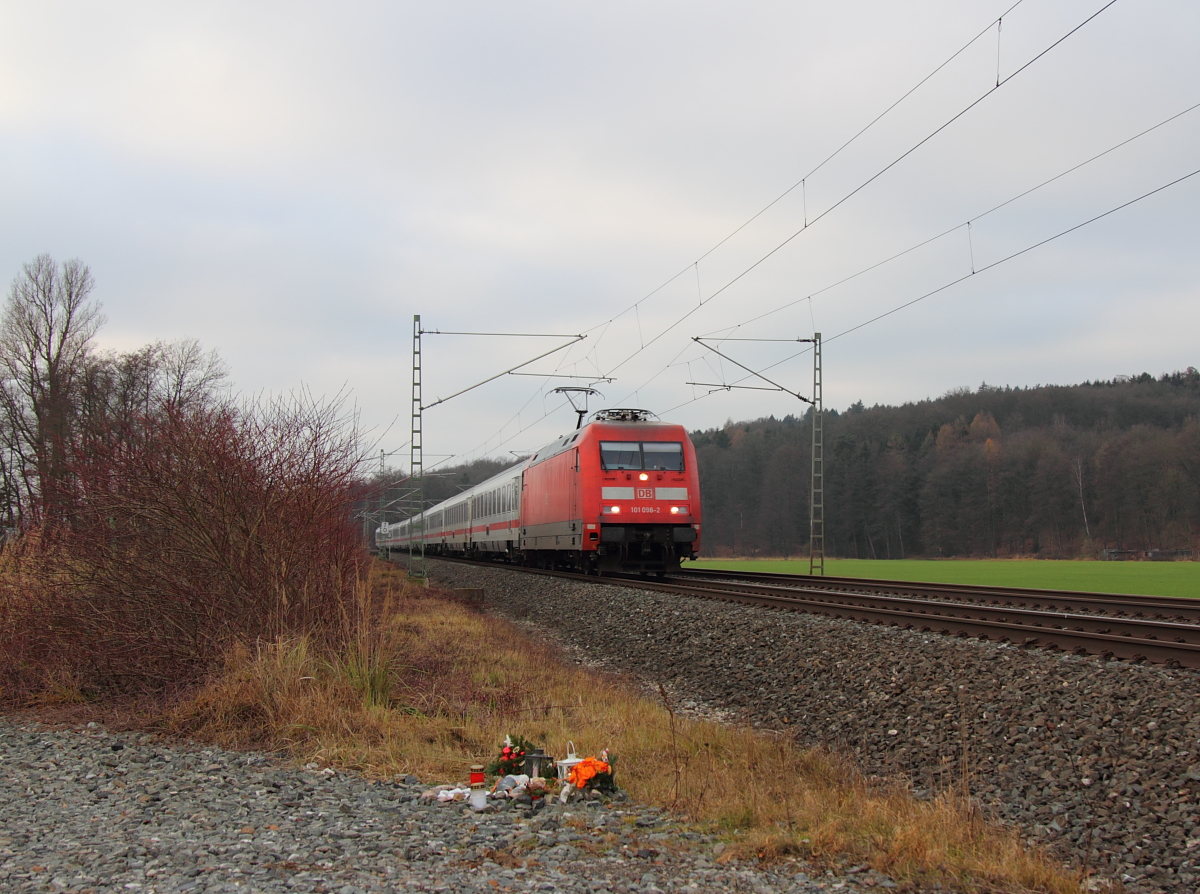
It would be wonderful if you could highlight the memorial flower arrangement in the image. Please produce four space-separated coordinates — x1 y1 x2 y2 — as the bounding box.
487 734 537 776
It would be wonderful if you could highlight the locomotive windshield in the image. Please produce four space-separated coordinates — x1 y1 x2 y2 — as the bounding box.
600 442 640 469
600 441 684 471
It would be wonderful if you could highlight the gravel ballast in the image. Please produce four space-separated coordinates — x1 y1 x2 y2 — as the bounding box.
0 719 870 894
427 560 1200 894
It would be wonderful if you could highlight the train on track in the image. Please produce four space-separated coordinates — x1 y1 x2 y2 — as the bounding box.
375 408 702 574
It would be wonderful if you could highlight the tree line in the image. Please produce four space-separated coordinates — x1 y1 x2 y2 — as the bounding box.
375 371 1200 560
0 255 229 525
691 372 1200 558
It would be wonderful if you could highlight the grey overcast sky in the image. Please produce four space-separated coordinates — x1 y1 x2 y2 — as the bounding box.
2 1 1197 467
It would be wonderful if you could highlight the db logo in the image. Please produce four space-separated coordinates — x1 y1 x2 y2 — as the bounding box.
636 487 653 499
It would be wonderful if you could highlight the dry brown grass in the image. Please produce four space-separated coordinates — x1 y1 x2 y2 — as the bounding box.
168 562 1080 893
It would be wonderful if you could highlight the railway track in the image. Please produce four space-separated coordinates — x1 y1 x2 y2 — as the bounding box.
420 555 1200 669
674 566 1200 621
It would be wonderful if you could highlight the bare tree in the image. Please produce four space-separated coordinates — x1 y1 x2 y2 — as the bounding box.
77 339 230 439
159 338 229 410
0 255 104 522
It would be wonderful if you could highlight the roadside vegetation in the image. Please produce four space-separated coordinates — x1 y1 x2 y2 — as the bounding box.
0 255 1081 892
171 562 1081 894
0 255 365 701
695 556 1200 599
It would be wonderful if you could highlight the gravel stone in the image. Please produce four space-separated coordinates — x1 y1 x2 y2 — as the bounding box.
428 559 1200 894
0 717 857 893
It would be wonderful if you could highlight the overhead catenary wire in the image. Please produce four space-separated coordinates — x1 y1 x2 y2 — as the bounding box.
419 325 592 455
452 0 1128 462
703 0 1119 302
421 335 584 411
694 96 1200 339
659 163 1200 416
570 0 1036 369
598 0 1121 387
692 337 815 403
828 165 1200 344
422 329 583 337
448 1 1065 460
509 372 614 381
690 0 1027 267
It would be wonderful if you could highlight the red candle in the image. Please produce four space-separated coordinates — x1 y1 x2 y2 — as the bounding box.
469 765 485 785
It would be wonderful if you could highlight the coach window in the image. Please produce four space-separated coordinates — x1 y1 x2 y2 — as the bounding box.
600 441 641 470
643 442 685 471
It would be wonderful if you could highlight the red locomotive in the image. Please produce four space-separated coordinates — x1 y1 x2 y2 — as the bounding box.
376 408 701 574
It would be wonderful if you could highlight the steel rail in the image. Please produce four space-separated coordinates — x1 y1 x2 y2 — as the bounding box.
407 556 1200 669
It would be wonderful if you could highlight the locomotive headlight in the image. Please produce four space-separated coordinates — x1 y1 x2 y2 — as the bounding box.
638 472 649 481
670 505 690 515
602 505 621 515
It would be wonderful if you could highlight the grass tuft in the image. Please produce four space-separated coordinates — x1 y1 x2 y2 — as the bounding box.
334 644 393 710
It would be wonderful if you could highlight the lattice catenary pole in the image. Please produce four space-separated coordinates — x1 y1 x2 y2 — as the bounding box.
809 333 824 576
687 332 824 573
409 314 426 580
378 448 385 528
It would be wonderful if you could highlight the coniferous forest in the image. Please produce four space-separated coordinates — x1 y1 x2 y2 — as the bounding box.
690 370 1200 558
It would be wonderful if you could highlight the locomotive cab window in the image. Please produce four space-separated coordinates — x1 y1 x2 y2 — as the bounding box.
600 442 642 470
600 441 685 471
643 442 684 471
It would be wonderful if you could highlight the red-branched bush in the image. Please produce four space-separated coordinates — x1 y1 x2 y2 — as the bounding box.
0 393 367 700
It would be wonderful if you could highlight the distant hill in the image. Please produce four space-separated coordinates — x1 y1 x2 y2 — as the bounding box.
690 369 1200 559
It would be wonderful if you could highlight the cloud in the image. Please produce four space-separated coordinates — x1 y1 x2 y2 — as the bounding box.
0 0 1196 460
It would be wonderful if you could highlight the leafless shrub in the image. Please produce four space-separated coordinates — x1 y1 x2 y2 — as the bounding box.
0 390 367 698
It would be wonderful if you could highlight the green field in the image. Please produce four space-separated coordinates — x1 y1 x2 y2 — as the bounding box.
691 557 1200 599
